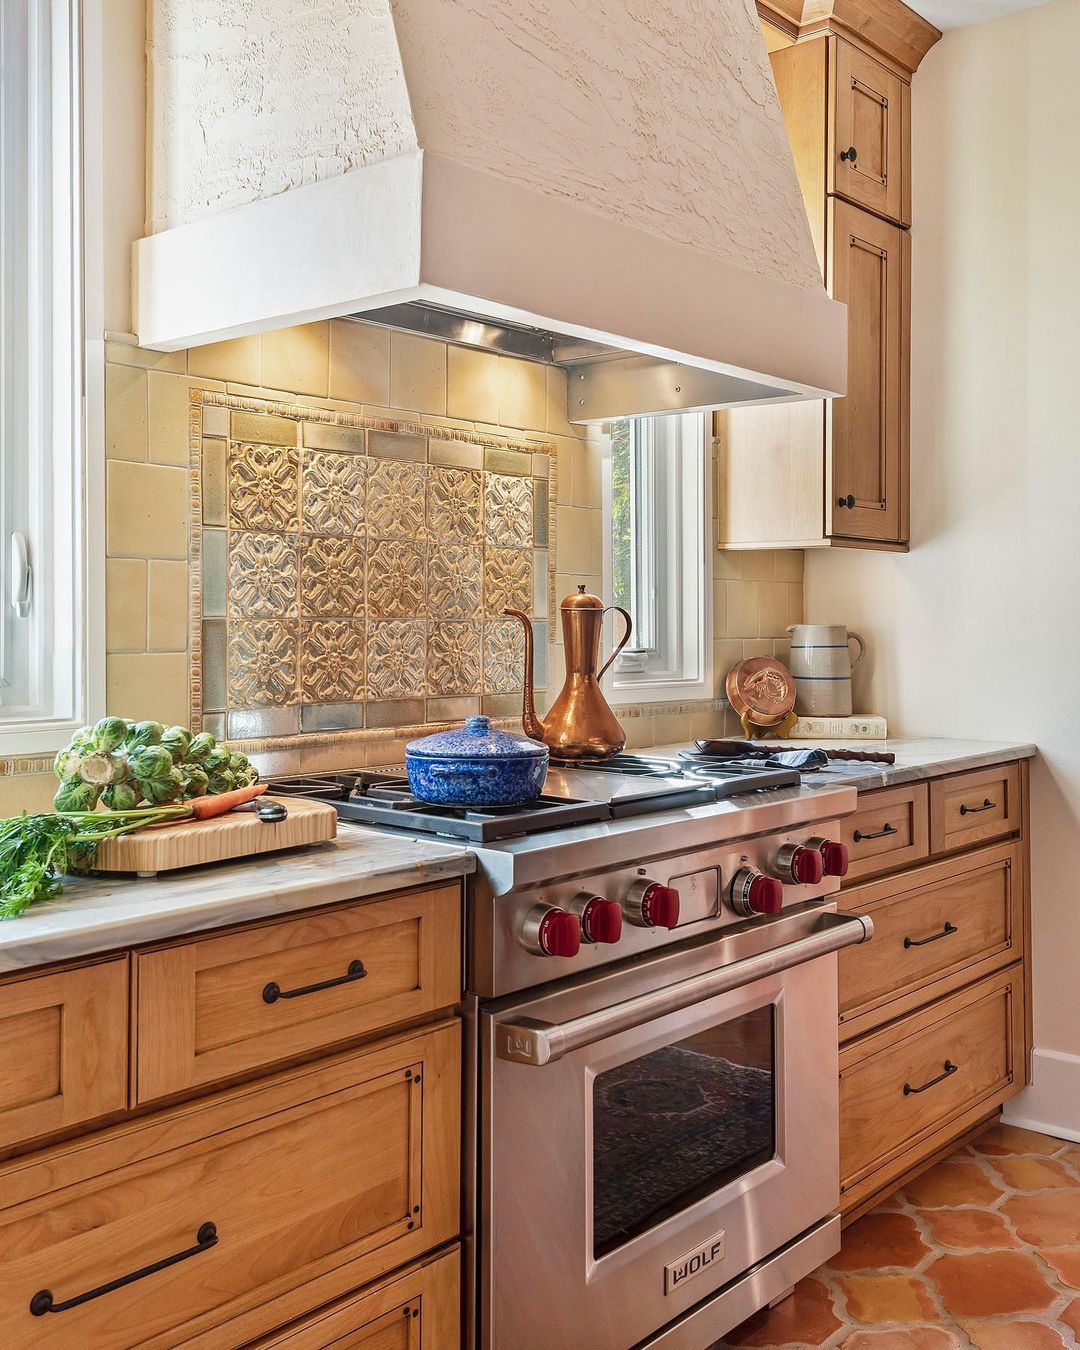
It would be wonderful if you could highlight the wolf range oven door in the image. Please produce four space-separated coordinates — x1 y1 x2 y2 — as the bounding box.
479 908 871 1350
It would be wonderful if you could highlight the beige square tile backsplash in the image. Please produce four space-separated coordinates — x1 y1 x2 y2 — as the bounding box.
0 319 804 810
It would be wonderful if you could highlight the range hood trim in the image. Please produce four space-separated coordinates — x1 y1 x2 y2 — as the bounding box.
135 150 847 416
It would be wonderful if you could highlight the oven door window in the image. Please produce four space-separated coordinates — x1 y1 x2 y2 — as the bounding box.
591 1005 776 1259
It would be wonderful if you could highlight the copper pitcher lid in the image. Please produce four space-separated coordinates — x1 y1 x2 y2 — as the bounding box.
561 584 604 610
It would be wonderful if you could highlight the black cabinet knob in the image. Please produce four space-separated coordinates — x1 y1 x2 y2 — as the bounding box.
840 146 858 163
838 494 856 509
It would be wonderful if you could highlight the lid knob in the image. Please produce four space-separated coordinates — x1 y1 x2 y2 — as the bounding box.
465 716 491 733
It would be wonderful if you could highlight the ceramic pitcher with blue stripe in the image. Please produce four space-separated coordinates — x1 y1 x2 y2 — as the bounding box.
786 624 867 716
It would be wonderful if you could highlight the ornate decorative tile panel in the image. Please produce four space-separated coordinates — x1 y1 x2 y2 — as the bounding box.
189 390 557 754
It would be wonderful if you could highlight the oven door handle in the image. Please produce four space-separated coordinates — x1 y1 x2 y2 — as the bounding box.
493 911 874 1066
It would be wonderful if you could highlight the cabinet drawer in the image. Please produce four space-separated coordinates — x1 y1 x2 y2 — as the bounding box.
841 783 929 882
840 967 1021 1194
253 1248 460 1349
0 957 128 1152
0 1022 460 1350
830 38 908 225
135 884 461 1103
839 843 1022 1036
930 763 1021 855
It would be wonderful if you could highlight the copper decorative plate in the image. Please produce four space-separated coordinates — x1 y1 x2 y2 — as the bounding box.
725 656 796 723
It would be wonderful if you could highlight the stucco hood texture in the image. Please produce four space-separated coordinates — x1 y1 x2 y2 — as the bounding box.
137 0 846 413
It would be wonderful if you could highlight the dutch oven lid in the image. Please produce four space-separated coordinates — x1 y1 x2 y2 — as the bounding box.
406 715 548 761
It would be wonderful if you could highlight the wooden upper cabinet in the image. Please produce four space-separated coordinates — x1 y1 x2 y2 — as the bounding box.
830 41 908 226
826 200 907 543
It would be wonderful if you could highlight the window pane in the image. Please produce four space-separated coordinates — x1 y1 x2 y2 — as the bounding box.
592 1006 776 1257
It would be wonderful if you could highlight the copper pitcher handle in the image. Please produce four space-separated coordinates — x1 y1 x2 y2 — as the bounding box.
597 607 633 682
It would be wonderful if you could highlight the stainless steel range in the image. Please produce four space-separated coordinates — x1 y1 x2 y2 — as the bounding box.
269 754 872 1350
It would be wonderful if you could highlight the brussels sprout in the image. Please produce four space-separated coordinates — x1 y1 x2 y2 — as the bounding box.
161 725 192 760
79 752 127 787
54 778 101 812
53 746 84 781
92 717 130 752
127 746 174 782
203 747 231 774
124 720 164 751
138 766 184 804
102 782 141 812
180 764 209 799
237 764 259 788
206 769 237 795
185 732 217 764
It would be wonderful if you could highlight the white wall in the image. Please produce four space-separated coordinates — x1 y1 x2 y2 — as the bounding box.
805 0 1080 1134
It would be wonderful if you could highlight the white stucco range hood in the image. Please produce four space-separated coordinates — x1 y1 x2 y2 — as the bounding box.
135 0 846 421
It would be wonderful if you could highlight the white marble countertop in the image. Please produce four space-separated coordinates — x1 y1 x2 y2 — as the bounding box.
654 735 1036 794
0 824 474 973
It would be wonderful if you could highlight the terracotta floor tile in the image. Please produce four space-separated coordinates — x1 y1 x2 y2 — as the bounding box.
919 1207 1020 1250
1039 1248 1080 1290
840 1330 961 1349
972 1124 1066 1157
828 1212 931 1272
1003 1191 1080 1247
927 1251 1056 1317
989 1155 1079 1191
960 1321 1068 1349
1062 1296 1080 1337
722 1277 841 1347
902 1159 1005 1210
835 1273 939 1323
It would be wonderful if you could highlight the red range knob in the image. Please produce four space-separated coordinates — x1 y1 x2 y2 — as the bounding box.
523 905 582 957
820 840 850 878
537 908 581 958
577 896 623 945
731 869 784 917
641 883 681 929
790 845 825 886
625 880 681 929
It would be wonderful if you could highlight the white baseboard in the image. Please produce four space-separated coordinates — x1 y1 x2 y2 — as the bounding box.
1003 1047 1080 1143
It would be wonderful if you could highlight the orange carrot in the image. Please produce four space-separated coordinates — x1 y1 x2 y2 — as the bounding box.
187 783 267 819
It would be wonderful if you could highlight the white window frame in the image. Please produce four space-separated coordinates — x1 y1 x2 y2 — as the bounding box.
0 0 104 756
601 411 712 705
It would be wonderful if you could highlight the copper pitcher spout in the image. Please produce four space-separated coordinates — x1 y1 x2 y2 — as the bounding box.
503 609 546 741
504 588 633 760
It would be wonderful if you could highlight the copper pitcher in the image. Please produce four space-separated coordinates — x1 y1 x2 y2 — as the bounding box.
504 587 632 760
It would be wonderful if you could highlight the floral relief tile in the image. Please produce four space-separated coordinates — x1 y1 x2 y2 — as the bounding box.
428 544 482 619
228 620 299 706
299 620 364 702
366 620 427 699
483 617 526 693
228 443 300 532
367 460 426 540
367 539 426 618
484 548 532 616
228 532 298 617
427 621 482 695
484 472 533 547
300 535 365 617
301 450 366 537
428 465 482 542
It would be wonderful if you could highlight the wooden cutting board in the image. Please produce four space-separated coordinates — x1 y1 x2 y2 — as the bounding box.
91 797 338 877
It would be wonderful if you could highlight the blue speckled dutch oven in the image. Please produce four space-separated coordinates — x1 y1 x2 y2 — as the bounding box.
405 716 549 807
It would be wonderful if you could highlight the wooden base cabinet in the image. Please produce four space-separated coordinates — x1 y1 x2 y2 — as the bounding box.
835 760 1031 1219
253 1248 460 1349
0 1022 460 1349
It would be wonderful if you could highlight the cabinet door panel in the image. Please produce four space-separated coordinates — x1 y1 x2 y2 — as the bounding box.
827 201 905 543
831 40 907 224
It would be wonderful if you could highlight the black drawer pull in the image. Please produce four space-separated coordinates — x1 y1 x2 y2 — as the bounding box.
263 959 366 1005
903 1061 958 1096
840 145 858 163
30 1221 218 1316
837 493 856 509
853 823 897 842
960 798 996 816
904 922 958 949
